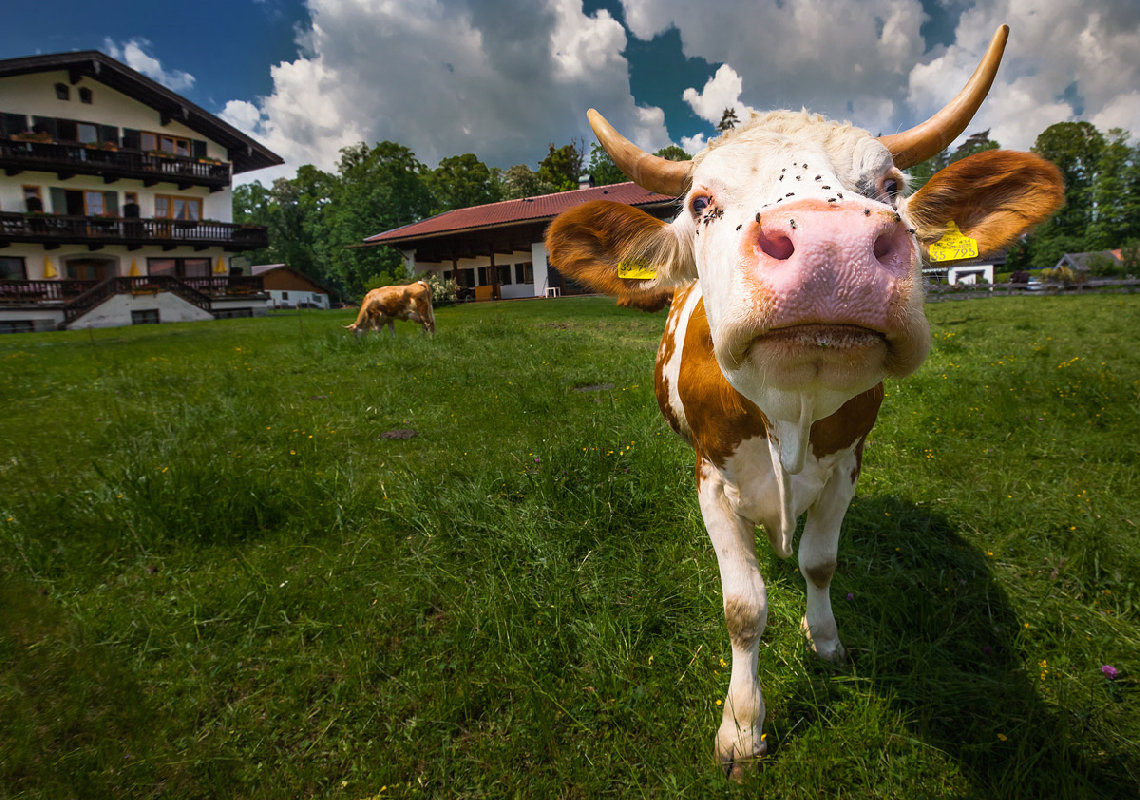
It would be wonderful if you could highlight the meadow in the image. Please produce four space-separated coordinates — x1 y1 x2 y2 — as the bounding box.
1 294 1137 798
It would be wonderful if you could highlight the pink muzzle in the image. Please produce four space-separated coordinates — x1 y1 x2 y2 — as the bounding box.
744 198 916 332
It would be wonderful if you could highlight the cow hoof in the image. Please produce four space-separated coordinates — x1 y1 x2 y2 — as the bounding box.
801 616 848 664
716 733 767 780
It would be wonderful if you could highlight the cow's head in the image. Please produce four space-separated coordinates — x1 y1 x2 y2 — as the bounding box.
547 24 1063 471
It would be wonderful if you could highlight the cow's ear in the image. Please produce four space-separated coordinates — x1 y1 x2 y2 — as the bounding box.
904 150 1064 255
546 201 695 302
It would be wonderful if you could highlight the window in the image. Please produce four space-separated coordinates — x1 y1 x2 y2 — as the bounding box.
84 191 105 216
22 186 43 213
477 266 490 285
0 321 36 335
141 131 191 155
515 262 534 285
154 195 202 221
0 256 27 281
78 87 93 104
497 265 512 285
456 268 474 288
147 258 210 278
131 309 160 325
55 83 69 101
213 307 253 319
442 270 452 281
77 122 98 144
1 113 28 137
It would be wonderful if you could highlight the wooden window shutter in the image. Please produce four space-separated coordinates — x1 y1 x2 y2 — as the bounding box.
191 140 208 159
121 129 140 149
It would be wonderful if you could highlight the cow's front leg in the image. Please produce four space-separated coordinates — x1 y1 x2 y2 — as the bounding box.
798 451 859 664
698 460 767 778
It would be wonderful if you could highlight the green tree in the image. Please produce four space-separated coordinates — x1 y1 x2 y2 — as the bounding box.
717 108 740 133
323 141 435 296
1087 129 1140 249
537 141 585 192
231 180 274 266
427 153 501 212
587 142 626 186
499 164 555 200
1032 121 1105 237
655 144 692 162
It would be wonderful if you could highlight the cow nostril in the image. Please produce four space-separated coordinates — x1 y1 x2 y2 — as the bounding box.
758 230 795 261
873 230 894 261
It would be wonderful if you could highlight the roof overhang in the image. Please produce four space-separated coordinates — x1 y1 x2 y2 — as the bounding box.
0 50 283 174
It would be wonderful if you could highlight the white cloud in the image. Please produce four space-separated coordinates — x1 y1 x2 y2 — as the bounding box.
902 0 1140 151
682 64 750 126
623 0 927 134
103 38 196 92
680 132 707 154
623 0 1139 154
226 0 672 183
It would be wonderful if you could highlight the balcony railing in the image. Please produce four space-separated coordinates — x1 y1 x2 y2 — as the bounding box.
0 279 96 305
0 212 268 251
1 136 230 190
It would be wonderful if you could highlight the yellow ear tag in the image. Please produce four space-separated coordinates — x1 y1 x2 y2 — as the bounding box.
928 221 979 262
617 260 657 280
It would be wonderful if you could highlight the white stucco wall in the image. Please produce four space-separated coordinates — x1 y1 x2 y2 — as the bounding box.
67 291 214 329
0 244 232 281
0 71 232 221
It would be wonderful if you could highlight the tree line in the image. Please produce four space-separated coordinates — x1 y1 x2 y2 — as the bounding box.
232 138 689 301
233 116 1138 302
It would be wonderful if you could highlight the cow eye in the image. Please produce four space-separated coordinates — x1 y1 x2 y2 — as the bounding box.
690 194 710 215
878 171 903 203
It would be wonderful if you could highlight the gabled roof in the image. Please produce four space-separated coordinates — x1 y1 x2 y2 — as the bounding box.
1056 250 1123 270
0 50 283 174
364 181 677 246
251 264 333 295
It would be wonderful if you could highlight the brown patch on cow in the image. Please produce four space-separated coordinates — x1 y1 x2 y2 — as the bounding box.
654 285 692 439
724 596 765 649
907 151 1064 255
348 281 435 335
545 201 695 297
803 560 836 591
617 288 673 313
809 383 884 459
677 299 768 468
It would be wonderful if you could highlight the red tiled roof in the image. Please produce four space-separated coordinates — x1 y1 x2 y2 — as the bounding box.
364 181 675 245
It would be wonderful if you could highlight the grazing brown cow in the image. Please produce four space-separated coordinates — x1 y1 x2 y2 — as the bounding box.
546 25 1063 776
345 280 436 337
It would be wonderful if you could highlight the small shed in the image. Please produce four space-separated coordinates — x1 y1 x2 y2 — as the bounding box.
251 264 332 309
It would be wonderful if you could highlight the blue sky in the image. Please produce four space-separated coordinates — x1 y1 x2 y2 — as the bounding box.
3 1 1137 186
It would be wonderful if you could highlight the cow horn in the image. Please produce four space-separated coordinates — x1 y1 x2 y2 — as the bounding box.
588 109 691 196
879 24 1009 170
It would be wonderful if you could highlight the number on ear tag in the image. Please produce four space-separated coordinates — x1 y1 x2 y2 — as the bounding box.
928 221 979 262
617 260 656 280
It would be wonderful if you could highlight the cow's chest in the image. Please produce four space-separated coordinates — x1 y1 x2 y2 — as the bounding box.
716 435 853 537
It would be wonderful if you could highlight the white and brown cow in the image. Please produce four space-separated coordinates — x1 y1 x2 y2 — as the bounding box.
345 280 436 337
546 25 1062 776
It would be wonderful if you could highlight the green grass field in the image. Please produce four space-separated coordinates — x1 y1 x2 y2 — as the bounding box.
1 294 1137 798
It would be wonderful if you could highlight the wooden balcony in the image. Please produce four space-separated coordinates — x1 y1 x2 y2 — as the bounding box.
0 276 266 318
0 211 268 251
1 136 230 191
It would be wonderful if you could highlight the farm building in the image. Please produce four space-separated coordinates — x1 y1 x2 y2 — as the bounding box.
0 50 282 332
251 264 332 309
362 180 677 300
1054 249 1124 273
